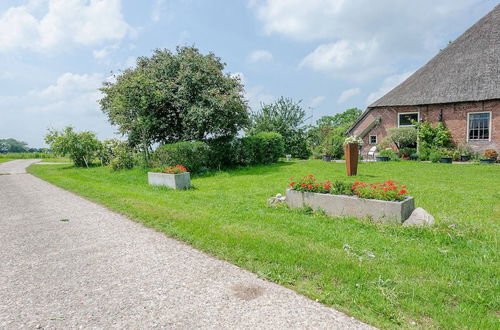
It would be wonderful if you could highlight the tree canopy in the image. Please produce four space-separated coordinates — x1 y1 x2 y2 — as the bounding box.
99 46 250 161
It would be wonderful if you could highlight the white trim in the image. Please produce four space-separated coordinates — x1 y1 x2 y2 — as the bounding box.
467 111 492 142
397 111 419 127
369 135 377 145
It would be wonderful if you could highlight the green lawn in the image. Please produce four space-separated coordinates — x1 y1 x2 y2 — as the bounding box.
28 161 499 329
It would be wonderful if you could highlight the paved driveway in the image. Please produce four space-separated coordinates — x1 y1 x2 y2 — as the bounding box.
0 160 374 329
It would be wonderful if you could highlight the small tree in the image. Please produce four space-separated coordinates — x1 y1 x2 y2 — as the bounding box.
387 127 417 149
248 97 310 159
45 127 102 167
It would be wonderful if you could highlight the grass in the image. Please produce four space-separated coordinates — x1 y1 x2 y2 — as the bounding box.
0 153 69 163
28 160 499 329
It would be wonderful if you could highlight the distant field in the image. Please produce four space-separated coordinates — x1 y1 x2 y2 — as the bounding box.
29 160 500 329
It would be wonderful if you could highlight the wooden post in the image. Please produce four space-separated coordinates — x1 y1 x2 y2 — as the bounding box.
344 143 359 176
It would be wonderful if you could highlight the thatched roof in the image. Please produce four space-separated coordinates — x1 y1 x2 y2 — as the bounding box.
369 4 500 108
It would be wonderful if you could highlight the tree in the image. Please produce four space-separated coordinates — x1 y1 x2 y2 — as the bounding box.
308 108 362 158
100 46 250 162
45 127 102 167
0 138 28 153
248 97 311 158
387 127 418 149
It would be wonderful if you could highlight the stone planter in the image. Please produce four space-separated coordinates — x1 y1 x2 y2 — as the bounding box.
344 143 359 176
286 189 414 223
285 154 292 161
460 155 470 162
148 172 190 190
480 158 495 164
440 157 453 163
376 156 390 162
322 155 332 162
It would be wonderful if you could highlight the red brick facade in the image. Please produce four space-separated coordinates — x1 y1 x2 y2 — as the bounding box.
350 100 500 157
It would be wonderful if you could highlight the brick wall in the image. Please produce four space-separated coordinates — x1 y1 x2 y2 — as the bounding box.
351 100 500 157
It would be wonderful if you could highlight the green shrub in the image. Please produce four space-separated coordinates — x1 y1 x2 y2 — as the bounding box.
330 180 353 195
252 132 285 164
387 127 417 149
154 141 210 173
429 150 442 163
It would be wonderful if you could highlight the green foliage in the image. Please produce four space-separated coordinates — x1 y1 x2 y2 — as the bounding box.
387 127 417 149
44 127 102 167
378 149 395 158
104 140 136 171
153 141 211 173
414 121 453 151
100 46 250 161
330 180 353 195
248 97 310 159
0 138 28 153
309 108 362 159
236 132 285 166
399 147 416 157
429 150 442 163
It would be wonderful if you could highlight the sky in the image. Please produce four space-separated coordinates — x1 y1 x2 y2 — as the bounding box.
0 0 497 147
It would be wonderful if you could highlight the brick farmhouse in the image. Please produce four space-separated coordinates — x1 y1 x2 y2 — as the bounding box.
348 4 500 158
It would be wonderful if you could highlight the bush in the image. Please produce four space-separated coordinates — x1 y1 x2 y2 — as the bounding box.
236 132 284 165
399 147 416 158
330 180 353 195
154 141 211 173
109 146 135 171
484 149 498 160
387 127 417 149
44 126 102 167
429 150 442 163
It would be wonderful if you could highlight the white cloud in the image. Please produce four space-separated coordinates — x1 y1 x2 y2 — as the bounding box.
251 0 489 79
366 71 413 105
337 88 361 104
0 72 115 146
310 96 325 108
0 0 131 53
151 0 166 22
245 85 274 111
248 50 273 63
92 44 119 59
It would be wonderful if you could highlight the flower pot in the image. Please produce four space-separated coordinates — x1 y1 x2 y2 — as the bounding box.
322 155 332 162
440 157 453 164
286 189 415 223
460 155 470 162
480 159 495 164
148 172 190 189
376 156 390 162
285 154 292 161
344 143 359 176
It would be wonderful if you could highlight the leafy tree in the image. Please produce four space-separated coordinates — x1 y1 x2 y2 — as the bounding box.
100 46 250 163
45 127 102 167
309 108 362 158
0 138 28 153
387 127 418 149
248 97 310 159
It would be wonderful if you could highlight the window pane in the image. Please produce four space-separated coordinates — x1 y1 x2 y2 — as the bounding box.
469 113 490 140
399 113 418 126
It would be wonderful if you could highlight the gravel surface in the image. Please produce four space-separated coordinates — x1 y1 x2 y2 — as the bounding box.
0 160 375 329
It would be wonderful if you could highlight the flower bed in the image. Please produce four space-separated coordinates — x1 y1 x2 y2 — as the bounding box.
148 165 190 189
287 175 414 222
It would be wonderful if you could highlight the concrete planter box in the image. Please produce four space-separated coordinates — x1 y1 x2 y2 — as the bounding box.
148 172 190 190
286 189 414 223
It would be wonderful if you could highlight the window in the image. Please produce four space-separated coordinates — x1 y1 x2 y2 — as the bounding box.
398 112 419 127
468 112 491 140
369 135 377 144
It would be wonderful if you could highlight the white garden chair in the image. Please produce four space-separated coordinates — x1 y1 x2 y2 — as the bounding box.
367 146 377 161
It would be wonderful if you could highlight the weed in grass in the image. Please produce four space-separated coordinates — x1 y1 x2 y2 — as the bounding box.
59 218 70 222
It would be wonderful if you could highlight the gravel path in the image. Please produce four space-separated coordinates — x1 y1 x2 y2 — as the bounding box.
0 160 374 329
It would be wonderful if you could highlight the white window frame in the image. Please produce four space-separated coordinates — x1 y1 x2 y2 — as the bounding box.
369 135 377 145
467 111 492 142
397 112 420 127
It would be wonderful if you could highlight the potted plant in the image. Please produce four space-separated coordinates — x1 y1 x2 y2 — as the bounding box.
320 139 333 162
148 165 191 189
286 175 414 223
480 149 498 164
343 136 362 176
399 147 416 160
376 149 392 162
457 141 473 161
439 149 453 163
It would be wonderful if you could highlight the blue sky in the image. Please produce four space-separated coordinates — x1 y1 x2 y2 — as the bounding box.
0 0 497 147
